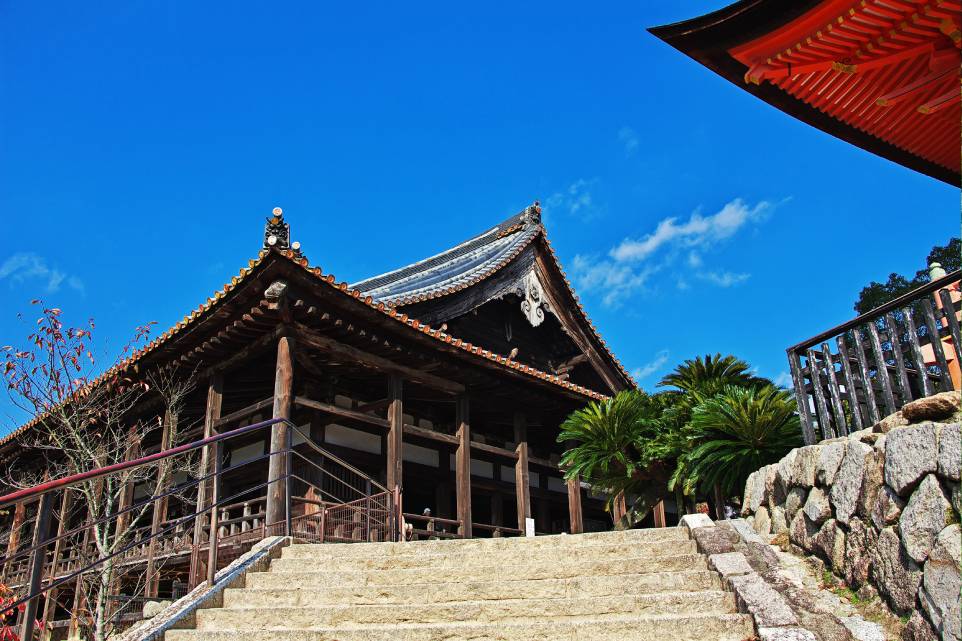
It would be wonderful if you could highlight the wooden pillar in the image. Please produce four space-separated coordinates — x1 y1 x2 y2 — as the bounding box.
386 376 403 493
653 500 667 528
266 336 294 527
455 396 472 538
566 476 584 534
41 489 74 627
146 411 174 598
191 374 222 587
1 501 26 582
513 413 531 533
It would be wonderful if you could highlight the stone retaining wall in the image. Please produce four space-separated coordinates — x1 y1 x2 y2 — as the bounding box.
740 392 961 641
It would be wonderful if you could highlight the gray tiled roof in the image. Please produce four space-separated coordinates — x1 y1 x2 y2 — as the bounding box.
351 207 541 306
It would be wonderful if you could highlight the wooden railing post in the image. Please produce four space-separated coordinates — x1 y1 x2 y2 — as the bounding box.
40 489 73 628
191 375 222 586
266 336 294 527
206 440 221 587
20 491 53 641
566 476 584 534
146 410 174 598
514 413 531 534
455 396 472 538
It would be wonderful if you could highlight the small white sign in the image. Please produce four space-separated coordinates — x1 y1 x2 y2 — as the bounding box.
525 517 536 537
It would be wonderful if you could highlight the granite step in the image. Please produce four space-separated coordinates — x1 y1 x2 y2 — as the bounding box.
168 612 755 641
223 569 723 607
196 591 737 628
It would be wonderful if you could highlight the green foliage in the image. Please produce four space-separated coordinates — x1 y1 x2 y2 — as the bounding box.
670 385 803 497
558 353 802 528
854 237 959 314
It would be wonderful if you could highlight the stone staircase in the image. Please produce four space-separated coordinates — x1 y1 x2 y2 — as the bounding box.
165 528 755 641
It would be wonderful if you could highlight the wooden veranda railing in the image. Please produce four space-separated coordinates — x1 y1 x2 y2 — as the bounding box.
788 270 961 445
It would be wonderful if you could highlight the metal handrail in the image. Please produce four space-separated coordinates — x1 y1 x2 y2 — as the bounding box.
0 415 394 640
787 269 960 352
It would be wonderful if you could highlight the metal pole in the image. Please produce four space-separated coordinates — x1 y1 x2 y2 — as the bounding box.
206 441 221 587
365 480 372 542
21 491 54 641
284 429 293 538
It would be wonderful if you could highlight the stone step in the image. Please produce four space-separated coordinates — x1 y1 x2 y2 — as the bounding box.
277 540 697 569
280 528 687 559
196 591 737 629
225 569 723 607
168 612 755 641
271 548 703 575
252 553 706 587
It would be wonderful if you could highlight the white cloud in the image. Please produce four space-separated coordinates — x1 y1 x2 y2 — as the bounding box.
618 126 639 155
610 198 771 263
571 255 658 308
699 271 750 287
773 371 793 388
0 253 84 294
632 349 670 381
544 179 598 223
571 197 773 307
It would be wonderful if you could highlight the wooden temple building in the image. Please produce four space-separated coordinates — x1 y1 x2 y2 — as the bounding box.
0 204 637 632
650 0 961 185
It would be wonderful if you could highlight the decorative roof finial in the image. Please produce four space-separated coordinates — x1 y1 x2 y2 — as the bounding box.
522 201 542 226
263 207 303 258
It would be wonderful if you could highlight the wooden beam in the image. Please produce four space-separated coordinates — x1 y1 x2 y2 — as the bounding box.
387 376 404 493
514 413 531 533
212 397 274 428
455 396 472 538
295 396 390 429
0 502 26 583
266 336 294 527
652 500 666 528
293 323 465 395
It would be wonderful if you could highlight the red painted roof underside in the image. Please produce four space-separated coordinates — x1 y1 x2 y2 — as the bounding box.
729 0 960 177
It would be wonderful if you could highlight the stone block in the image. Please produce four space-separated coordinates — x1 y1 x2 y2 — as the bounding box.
870 527 922 615
728 518 764 544
691 524 737 556
757 628 816 641
743 471 758 516
920 524 960 641
776 449 799 497
844 517 877 588
902 611 938 641
679 513 713 533
728 572 798 627
791 445 820 488
784 486 807 522
789 510 817 553
875 409 908 433
830 439 872 525
771 505 788 535
708 551 753 579
899 473 952 563
754 505 772 538
802 487 831 524
885 422 938 496
839 617 884 641
937 422 961 482
901 391 961 423
870 485 905 531
816 440 846 486
812 519 846 572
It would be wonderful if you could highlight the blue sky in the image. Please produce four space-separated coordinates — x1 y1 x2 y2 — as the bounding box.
0 2 957 431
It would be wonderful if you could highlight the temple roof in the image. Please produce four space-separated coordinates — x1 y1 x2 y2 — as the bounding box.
351 204 635 392
351 206 542 306
650 0 961 185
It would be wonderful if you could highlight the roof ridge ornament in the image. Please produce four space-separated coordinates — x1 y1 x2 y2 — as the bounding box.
522 201 542 226
263 207 303 258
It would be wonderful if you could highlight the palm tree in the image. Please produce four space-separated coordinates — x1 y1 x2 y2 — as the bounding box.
557 390 671 528
659 353 766 401
671 385 802 501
